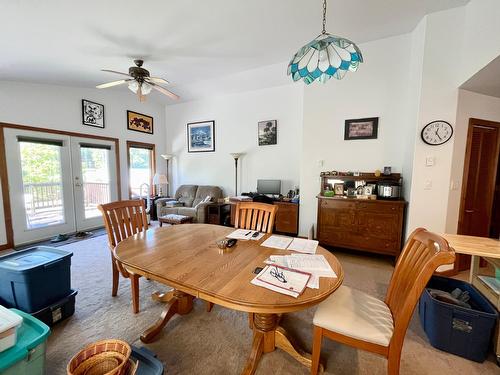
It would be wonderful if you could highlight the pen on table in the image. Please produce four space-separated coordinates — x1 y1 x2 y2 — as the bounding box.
245 231 252 236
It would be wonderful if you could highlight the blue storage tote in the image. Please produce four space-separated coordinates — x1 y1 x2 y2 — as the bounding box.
0 309 50 375
131 346 164 375
0 246 72 313
418 276 498 362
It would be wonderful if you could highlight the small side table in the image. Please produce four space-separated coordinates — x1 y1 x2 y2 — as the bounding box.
206 203 231 225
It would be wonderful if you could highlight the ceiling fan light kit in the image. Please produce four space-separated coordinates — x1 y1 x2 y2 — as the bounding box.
96 59 179 101
288 0 363 84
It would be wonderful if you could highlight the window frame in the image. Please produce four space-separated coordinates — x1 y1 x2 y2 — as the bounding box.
126 141 156 198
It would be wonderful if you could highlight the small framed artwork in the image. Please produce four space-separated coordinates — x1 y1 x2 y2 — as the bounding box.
363 185 374 195
334 183 344 195
127 111 153 134
344 117 379 140
82 99 104 128
187 120 215 153
258 120 277 146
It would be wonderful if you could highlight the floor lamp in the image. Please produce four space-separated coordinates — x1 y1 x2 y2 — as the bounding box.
160 154 173 196
230 153 244 196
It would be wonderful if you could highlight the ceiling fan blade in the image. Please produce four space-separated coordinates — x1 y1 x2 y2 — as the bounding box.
150 82 180 100
147 77 169 85
101 69 132 77
96 79 129 89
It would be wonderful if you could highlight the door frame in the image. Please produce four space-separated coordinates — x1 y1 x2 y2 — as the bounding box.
0 122 121 250
453 117 500 273
457 118 500 234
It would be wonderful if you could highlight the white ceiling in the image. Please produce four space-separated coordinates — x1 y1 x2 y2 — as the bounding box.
0 0 469 102
461 55 500 98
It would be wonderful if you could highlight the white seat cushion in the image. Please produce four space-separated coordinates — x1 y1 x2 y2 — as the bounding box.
313 286 394 347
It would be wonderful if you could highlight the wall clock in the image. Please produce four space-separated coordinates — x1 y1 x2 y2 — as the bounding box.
421 120 453 145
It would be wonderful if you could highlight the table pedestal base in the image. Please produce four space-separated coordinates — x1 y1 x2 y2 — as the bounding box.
140 290 193 343
242 313 324 375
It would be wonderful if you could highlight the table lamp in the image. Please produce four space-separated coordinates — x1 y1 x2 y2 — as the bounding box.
153 173 168 197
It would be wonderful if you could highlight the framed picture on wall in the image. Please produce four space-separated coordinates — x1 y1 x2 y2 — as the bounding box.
258 120 277 146
127 110 154 134
82 99 105 128
187 120 215 152
344 117 378 140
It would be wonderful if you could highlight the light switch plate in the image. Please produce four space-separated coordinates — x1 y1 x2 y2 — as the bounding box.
426 156 435 166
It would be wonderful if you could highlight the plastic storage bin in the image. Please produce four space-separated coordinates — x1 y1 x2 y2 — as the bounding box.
0 306 23 353
0 309 50 375
419 276 498 362
32 289 78 326
131 346 164 375
0 246 73 313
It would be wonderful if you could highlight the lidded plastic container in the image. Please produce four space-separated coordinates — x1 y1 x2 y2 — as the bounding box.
0 306 23 353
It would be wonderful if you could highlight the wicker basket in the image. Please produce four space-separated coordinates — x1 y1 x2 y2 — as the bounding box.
67 339 132 375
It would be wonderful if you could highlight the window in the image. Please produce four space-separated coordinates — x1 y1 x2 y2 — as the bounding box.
127 141 156 198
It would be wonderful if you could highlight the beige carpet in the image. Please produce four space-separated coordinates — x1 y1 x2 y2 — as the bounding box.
46 234 499 374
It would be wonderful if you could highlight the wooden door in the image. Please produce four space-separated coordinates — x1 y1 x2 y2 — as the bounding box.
457 118 500 270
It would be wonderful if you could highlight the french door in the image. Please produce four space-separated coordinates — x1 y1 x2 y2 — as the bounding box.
4 128 118 245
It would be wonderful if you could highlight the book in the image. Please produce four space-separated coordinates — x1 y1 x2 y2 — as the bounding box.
250 265 311 298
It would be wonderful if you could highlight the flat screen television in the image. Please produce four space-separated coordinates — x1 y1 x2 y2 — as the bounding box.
257 179 281 195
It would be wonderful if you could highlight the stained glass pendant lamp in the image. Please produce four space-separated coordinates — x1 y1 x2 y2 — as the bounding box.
287 0 363 84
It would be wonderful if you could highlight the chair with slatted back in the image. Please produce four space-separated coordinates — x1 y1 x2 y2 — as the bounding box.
311 228 455 375
234 202 278 233
98 200 149 314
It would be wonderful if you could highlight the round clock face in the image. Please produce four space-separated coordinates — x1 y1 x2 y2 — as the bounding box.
421 121 453 145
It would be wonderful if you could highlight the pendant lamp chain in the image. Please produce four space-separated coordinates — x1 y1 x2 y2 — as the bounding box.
322 0 327 34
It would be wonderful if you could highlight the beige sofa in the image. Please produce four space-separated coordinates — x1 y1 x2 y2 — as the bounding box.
156 185 223 223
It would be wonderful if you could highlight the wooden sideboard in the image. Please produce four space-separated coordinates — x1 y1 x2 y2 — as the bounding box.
317 196 405 257
230 201 299 236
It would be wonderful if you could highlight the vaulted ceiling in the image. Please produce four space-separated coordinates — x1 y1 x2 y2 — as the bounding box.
0 0 469 101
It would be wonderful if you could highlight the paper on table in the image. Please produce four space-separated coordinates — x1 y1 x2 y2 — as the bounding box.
251 277 299 298
250 232 265 241
289 254 337 277
261 235 293 250
287 238 318 254
264 254 336 289
226 229 258 240
250 265 311 298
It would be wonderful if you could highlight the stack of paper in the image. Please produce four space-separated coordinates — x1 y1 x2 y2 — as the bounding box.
260 235 318 254
251 265 311 298
226 229 265 240
264 254 337 289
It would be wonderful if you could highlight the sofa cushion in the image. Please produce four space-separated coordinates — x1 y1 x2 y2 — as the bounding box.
177 207 197 218
174 185 198 207
193 186 223 207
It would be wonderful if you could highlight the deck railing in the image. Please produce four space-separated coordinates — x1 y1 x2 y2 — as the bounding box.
23 182 110 212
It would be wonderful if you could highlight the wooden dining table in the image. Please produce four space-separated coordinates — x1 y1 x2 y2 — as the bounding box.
114 224 344 374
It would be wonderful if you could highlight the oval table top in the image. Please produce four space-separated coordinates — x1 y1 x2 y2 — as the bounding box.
115 224 344 314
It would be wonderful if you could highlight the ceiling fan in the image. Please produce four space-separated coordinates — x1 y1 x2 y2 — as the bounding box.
96 59 179 102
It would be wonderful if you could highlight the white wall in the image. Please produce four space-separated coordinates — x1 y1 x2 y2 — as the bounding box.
0 81 166 247
165 84 303 196
407 0 500 236
299 34 414 236
446 89 500 233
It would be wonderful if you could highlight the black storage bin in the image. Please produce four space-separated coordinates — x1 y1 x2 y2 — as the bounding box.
31 289 77 326
419 276 498 362
0 246 73 313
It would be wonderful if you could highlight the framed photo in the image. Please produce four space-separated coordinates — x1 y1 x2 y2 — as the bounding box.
127 111 153 134
344 117 379 140
334 183 344 195
187 121 215 153
363 185 374 195
82 99 104 128
258 120 277 146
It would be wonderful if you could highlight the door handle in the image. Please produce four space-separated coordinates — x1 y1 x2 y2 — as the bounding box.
465 209 474 213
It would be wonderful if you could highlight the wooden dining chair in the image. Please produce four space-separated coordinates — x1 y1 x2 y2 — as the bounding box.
234 201 278 233
98 200 149 314
311 228 455 375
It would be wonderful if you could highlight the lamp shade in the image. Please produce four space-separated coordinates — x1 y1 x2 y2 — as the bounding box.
153 173 168 185
230 152 244 159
